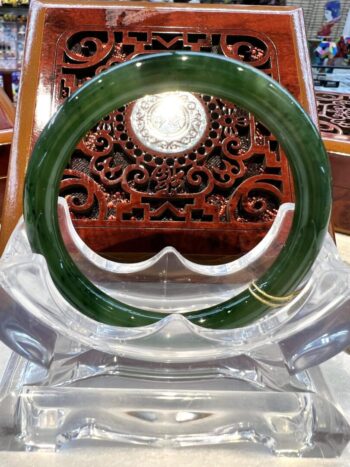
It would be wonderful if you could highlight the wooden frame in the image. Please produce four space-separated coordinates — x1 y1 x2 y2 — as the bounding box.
0 87 15 224
0 1 317 259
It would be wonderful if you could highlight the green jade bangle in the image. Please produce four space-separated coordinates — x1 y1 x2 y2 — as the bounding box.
24 52 331 329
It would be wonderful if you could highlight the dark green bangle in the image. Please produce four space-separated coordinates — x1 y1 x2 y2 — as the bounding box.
24 52 331 329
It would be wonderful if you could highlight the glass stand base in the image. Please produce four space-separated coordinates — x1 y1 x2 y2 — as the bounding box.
18 385 350 456
0 350 349 457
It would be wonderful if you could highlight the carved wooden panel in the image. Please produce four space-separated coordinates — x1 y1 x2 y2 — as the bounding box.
316 91 350 234
56 29 291 258
0 2 317 259
316 92 350 137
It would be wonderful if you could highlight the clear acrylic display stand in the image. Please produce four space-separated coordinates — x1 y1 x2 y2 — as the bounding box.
0 199 350 456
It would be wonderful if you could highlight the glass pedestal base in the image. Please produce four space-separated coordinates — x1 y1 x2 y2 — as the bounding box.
0 349 349 457
1 202 350 458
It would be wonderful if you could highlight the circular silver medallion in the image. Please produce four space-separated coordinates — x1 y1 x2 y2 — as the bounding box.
130 92 207 154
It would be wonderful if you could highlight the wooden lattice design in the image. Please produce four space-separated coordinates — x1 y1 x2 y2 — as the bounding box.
316 92 350 137
54 29 293 256
3 4 315 259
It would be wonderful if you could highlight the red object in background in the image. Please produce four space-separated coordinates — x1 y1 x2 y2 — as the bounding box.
318 19 337 38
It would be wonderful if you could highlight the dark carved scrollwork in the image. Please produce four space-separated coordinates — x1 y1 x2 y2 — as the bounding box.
316 92 350 137
56 29 291 251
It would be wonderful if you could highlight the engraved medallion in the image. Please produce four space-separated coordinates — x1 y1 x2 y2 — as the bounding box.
130 91 207 154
